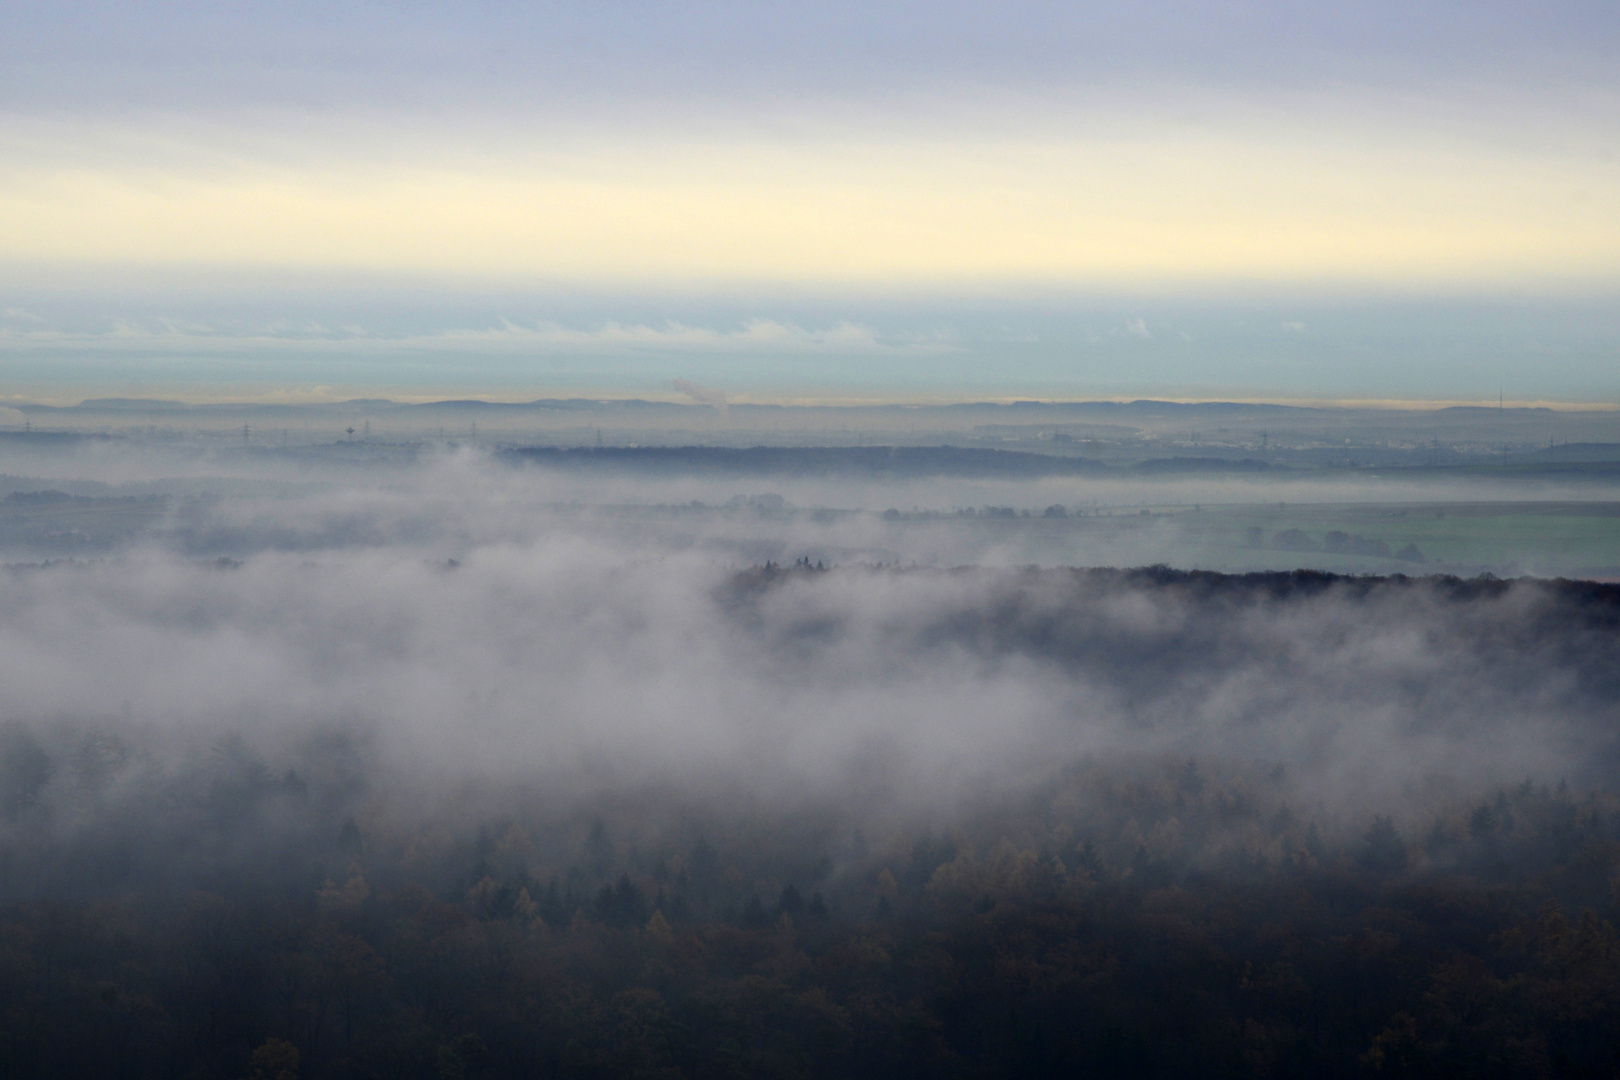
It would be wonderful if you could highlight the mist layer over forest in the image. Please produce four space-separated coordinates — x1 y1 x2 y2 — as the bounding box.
3 436 1620 1077
9 0 1620 1063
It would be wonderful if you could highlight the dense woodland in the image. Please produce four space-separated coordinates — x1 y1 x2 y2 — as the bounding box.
6 741 1620 1077
3 568 1620 1078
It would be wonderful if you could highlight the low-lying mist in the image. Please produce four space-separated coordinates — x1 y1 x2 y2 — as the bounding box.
5 442 1620 1077
3 476 1617 896
5 438 1619 574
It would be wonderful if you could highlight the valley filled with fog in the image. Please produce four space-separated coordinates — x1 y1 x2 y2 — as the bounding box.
2 424 1620 1077
10 0 1620 1069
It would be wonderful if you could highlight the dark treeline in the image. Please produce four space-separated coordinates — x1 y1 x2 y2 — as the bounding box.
3 567 1620 1077
4 745 1620 1079
501 445 1620 479
502 445 1279 478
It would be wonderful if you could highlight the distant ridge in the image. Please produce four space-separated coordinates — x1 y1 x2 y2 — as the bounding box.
77 398 188 409
732 562 1620 604
10 397 1604 417
504 445 1113 478
502 445 1283 478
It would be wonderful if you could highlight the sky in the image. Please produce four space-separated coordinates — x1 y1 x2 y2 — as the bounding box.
2 0 1618 403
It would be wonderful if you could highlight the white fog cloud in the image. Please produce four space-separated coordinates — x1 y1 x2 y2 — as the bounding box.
0 449 1610 837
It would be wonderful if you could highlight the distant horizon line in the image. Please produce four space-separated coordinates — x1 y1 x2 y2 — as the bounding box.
6 394 1620 414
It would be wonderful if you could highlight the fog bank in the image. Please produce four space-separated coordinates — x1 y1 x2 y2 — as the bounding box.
1 441 1616 906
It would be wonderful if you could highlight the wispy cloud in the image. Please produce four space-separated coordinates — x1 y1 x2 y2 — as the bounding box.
437 319 960 355
671 378 728 414
0 317 962 358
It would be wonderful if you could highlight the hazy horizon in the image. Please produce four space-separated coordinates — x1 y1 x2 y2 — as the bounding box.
6 0 1620 407
5 3 1620 1076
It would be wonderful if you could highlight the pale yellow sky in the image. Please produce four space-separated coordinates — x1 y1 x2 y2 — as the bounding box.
4 116 1617 288
4 0 1618 403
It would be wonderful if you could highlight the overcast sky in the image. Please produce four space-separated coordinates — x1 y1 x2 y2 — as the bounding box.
2 0 1617 402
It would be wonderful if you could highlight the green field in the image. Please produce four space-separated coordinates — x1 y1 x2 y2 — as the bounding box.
5 489 1619 579
1173 502 1620 577
866 502 1620 577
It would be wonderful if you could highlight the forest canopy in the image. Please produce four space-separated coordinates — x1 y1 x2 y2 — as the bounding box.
3 565 1619 1077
